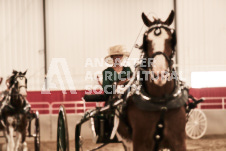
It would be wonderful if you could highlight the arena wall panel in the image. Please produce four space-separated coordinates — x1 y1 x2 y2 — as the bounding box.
0 0 45 90
176 0 226 85
45 0 174 90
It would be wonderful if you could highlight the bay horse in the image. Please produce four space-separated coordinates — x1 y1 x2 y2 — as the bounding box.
115 10 187 151
0 70 28 151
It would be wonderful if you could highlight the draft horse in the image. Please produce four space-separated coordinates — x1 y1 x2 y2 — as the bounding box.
0 70 28 151
116 10 187 151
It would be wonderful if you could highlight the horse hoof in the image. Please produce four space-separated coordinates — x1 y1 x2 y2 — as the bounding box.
18 142 27 151
22 142 28 151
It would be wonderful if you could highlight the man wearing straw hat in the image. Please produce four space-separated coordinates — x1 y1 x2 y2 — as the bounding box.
102 45 132 102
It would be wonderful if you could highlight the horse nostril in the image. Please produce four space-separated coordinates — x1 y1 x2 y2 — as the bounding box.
153 73 159 79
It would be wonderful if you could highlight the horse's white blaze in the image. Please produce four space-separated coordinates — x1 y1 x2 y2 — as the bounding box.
147 28 169 53
17 77 27 96
150 55 168 86
153 55 168 72
147 28 169 86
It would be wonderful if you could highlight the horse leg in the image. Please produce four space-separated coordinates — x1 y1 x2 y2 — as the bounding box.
116 132 133 151
164 108 186 151
21 124 28 151
122 140 133 151
166 129 186 151
5 117 15 151
14 131 22 151
116 118 133 151
132 130 154 151
126 102 155 151
167 135 186 151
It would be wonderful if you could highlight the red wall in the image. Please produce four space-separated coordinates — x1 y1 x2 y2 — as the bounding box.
190 87 226 98
27 88 226 113
190 87 226 109
27 88 226 102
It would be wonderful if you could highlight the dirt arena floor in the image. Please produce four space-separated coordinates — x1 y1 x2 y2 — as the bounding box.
1 135 226 151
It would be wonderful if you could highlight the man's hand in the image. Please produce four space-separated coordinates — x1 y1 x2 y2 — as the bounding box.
115 85 125 94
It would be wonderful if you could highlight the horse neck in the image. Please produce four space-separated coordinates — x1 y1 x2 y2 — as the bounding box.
144 79 175 98
10 94 24 109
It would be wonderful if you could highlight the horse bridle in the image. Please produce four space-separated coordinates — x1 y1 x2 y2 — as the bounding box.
142 23 176 72
9 75 27 96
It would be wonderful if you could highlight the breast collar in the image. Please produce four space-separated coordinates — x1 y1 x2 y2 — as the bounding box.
136 79 182 103
128 72 188 111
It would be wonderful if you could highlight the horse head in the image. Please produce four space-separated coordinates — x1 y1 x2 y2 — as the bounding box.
141 10 176 86
9 70 28 108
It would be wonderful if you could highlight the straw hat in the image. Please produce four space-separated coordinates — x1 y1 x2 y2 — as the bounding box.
104 45 129 64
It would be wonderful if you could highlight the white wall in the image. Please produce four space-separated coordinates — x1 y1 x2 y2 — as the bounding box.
45 0 174 90
0 0 45 90
1 0 225 91
176 0 226 86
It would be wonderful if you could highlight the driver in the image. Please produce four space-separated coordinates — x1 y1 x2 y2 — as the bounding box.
102 45 132 102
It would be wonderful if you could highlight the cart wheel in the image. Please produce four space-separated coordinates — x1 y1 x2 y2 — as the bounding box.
57 105 69 151
34 111 40 151
75 123 82 151
186 109 207 139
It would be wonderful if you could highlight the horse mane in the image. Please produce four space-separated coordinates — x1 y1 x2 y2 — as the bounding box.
9 75 16 88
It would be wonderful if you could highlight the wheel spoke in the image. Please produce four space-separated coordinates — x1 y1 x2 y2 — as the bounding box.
186 109 207 139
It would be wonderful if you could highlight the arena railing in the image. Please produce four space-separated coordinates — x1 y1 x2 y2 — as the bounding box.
30 102 51 114
197 97 226 110
29 97 226 114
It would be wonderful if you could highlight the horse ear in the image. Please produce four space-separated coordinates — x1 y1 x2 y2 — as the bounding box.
142 13 153 27
12 70 18 75
164 10 175 26
23 70 27 75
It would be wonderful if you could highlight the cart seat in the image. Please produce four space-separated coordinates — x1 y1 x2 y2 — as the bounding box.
83 94 106 102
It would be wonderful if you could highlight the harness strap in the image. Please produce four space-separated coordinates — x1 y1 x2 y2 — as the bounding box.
1 120 6 128
153 107 167 151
